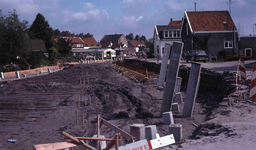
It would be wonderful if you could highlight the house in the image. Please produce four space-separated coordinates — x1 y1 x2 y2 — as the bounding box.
181 10 238 60
153 18 182 57
100 34 128 49
62 37 84 48
239 36 256 57
82 37 101 48
100 34 135 57
128 40 145 53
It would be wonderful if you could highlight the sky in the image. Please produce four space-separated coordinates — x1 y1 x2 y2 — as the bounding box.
0 0 256 42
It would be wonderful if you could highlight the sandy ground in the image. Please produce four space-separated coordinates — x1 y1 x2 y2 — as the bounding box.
0 62 206 150
1 61 255 150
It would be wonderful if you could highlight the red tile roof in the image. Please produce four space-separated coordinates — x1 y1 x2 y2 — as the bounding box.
186 11 236 32
29 39 46 51
81 37 98 44
128 40 145 47
62 37 84 44
168 20 182 26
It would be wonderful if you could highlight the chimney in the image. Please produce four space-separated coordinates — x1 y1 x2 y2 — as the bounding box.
170 18 173 22
195 2 197 12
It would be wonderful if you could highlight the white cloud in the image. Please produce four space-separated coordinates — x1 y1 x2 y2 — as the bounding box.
73 12 89 21
83 2 95 10
123 15 143 24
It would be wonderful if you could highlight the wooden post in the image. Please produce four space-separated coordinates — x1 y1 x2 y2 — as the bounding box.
83 78 86 88
78 95 80 107
80 78 82 87
76 110 78 124
86 140 89 150
83 112 85 125
89 95 91 106
82 71 83 76
97 115 101 150
115 133 119 150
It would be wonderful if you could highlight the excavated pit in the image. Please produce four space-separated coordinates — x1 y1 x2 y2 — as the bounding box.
0 61 237 149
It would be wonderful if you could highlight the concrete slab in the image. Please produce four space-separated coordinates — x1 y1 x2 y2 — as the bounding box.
182 63 201 117
158 44 171 88
171 103 180 112
160 42 183 116
175 92 183 104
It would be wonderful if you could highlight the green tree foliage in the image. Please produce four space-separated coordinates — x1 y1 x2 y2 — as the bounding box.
76 32 93 38
145 39 154 49
56 38 72 55
126 33 134 40
29 13 53 49
0 10 29 66
134 34 140 41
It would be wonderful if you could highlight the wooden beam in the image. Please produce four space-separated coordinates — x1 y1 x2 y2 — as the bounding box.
62 131 96 150
64 137 115 141
34 142 77 150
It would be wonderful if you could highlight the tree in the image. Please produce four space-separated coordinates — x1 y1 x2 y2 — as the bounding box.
0 10 29 66
126 33 134 40
53 29 60 37
29 13 53 49
145 39 154 49
140 35 146 42
56 38 72 55
134 34 140 41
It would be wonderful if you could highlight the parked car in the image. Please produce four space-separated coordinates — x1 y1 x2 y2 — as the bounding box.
185 50 208 63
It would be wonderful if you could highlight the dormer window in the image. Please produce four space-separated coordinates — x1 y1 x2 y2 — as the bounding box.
165 31 168 37
203 26 208 29
223 21 227 24
169 31 172 37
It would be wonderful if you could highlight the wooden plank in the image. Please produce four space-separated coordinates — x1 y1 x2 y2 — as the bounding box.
34 142 77 150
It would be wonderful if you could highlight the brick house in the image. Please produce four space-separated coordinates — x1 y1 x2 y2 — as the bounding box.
128 40 145 53
181 10 238 60
82 37 101 48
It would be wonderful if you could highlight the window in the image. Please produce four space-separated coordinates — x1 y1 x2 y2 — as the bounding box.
165 31 168 37
162 47 164 55
169 31 172 37
177 31 180 37
173 31 177 37
224 41 233 48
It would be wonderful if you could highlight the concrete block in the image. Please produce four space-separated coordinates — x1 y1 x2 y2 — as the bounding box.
145 125 157 141
90 135 106 150
175 92 183 104
130 124 145 141
169 124 182 142
174 77 182 94
0 72 4 79
171 103 180 112
163 112 174 125
15 71 20 78
160 42 183 116
48 68 51 73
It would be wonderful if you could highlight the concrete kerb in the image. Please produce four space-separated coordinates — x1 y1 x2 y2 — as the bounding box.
160 41 184 116
130 124 145 141
182 62 201 117
0 72 4 79
15 71 20 78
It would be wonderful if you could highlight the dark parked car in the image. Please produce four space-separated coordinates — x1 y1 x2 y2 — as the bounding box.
185 50 208 63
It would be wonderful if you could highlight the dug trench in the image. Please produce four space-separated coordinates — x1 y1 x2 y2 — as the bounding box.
0 61 236 149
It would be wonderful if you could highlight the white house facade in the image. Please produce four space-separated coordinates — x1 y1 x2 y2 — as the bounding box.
153 20 182 58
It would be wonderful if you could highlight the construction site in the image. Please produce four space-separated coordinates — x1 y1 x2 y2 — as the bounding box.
1 42 256 150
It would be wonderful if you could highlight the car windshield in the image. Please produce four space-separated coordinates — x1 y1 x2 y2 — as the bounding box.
197 51 206 55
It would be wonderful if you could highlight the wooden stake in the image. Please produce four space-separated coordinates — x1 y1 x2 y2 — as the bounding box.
76 110 78 124
82 71 83 76
80 78 82 87
97 115 101 150
89 95 91 106
83 78 86 88
78 95 80 107
82 112 85 125
115 133 119 150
